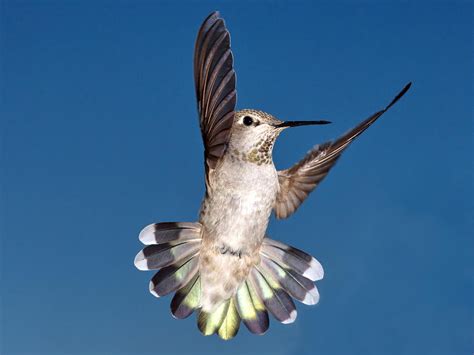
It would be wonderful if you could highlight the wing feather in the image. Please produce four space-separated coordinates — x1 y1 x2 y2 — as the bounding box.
274 83 412 219
194 12 237 177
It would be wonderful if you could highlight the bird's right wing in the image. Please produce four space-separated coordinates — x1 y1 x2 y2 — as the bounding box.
194 12 237 188
274 82 412 219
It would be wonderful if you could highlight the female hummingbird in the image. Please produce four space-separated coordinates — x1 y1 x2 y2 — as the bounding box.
134 11 411 340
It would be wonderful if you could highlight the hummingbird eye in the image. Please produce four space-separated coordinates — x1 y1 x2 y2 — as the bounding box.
243 116 253 126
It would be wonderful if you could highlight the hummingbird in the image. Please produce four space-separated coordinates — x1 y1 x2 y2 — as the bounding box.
134 11 411 340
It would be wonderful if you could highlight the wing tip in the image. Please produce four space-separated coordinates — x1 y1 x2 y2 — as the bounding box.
385 81 412 111
204 11 221 23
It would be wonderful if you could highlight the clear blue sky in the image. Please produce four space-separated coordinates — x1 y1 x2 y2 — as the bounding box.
1 1 472 354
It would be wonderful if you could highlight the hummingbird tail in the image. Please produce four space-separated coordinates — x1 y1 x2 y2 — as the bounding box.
134 222 202 306
196 237 324 340
134 223 324 340
255 237 324 309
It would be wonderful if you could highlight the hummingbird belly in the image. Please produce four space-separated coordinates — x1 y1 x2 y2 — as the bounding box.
198 160 279 312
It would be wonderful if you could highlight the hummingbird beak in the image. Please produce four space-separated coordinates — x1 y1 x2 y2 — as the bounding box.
273 120 331 128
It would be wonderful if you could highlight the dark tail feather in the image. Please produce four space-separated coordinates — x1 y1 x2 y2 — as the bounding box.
249 268 297 324
135 241 200 270
261 237 324 281
235 281 269 335
138 222 201 245
259 255 319 305
135 221 202 300
149 256 199 298
171 274 201 319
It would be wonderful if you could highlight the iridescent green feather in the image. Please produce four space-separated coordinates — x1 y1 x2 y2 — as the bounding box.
171 275 201 319
258 257 319 305
236 282 257 320
217 298 240 340
250 268 296 324
149 256 199 297
197 302 229 336
235 281 269 334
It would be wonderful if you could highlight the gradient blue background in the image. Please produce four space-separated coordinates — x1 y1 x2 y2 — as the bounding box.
1 1 472 354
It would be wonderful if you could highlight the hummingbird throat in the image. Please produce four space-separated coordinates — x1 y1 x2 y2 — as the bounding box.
229 131 278 165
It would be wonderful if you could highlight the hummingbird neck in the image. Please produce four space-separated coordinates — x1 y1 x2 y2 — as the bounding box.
228 132 278 166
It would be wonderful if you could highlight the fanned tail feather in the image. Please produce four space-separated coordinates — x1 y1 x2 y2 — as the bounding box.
135 222 202 299
249 268 297 324
217 299 240 340
138 222 201 245
197 279 270 340
258 257 320 305
171 274 201 319
198 301 230 336
134 241 200 270
196 297 242 340
235 280 269 335
149 256 199 298
134 222 323 340
261 238 324 281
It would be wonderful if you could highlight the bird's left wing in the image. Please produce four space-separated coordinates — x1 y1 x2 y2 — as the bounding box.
274 82 412 219
194 12 237 187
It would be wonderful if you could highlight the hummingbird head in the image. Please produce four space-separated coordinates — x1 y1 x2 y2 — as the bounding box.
227 109 330 165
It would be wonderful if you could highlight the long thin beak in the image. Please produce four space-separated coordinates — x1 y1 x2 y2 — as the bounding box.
273 120 331 128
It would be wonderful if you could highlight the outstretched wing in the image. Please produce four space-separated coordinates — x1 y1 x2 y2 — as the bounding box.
194 12 237 186
274 82 412 219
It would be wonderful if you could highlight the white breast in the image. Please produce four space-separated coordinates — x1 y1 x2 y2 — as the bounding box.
200 157 279 253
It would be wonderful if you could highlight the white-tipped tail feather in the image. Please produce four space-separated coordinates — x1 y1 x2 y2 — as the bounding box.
134 250 148 271
303 257 324 281
302 284 320 305
139 222 202 245
261 238 324 282
282 310 297 324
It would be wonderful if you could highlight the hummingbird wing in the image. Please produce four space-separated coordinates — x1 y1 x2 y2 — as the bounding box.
194 12 237 186
274 82 412 219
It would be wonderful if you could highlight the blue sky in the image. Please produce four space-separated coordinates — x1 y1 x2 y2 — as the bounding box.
1 1 472 354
